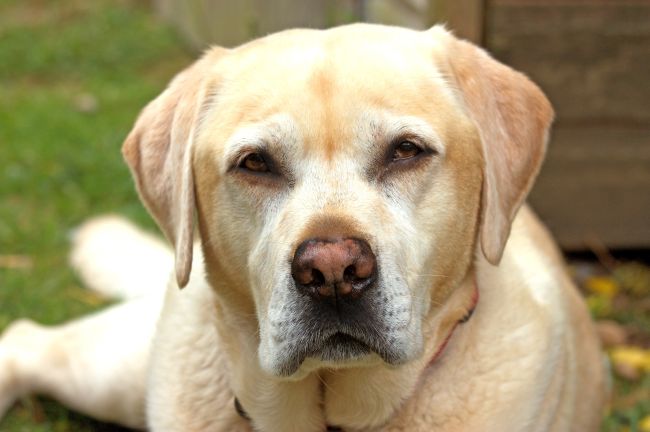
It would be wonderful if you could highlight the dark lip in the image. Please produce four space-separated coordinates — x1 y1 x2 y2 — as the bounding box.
273 278 410 376
275 327 403 377
315 332 372 362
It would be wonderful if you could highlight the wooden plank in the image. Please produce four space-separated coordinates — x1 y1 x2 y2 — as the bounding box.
493 1 650 6
154 0 362 49
529 126 650 249
155 0 432 49
429 0 485 43
487 2 650 247
486 2 650 123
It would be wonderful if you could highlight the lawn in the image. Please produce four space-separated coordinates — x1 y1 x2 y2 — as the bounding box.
0 1 648 431
0 1 190 430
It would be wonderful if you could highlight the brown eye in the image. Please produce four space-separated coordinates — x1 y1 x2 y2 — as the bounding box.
392 141 422 161
240 153 269 173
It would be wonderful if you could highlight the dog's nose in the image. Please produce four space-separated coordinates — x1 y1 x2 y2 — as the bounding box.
291 238 377 301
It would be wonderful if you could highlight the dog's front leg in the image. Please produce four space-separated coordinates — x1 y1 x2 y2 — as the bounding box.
0 295 161 429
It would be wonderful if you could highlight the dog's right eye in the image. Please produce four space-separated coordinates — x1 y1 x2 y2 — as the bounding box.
392 141 422 161
239 153 269 173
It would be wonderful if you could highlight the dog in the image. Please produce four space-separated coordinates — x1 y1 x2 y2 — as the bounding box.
0 24 607 431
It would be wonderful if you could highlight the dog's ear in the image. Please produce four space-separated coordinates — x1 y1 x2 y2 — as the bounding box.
438 29 554 265
122 48 226 288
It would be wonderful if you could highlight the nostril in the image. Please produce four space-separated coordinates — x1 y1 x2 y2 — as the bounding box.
343 265 356 282
292 264 314 286
311 269 325 286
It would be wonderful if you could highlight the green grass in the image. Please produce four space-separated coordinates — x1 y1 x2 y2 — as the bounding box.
0 1 647 431
602 375 650 432
0 1 191 430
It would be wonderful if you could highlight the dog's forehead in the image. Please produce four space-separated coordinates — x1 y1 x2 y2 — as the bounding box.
198 24 465 161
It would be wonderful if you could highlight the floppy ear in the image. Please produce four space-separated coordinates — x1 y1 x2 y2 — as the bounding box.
122 48 226 288
441 30 554 265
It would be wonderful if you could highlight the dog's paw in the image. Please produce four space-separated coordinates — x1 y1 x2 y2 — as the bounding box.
0 324 24 421
0 354 17 420
0 319 46 413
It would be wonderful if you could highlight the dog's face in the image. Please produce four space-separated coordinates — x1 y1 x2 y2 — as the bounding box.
192 27 486 376
123 25 552 378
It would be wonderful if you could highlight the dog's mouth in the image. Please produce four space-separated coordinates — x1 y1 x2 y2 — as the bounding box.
272 327 406 377
266 274 416 377
314 332 372 362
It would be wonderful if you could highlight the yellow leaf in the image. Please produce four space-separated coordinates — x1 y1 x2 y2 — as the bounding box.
640 415 650 432
609 347 650 374
585 276 619 298
65 288 107 306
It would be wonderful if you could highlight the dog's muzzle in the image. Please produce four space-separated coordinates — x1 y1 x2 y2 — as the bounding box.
265 234 416 376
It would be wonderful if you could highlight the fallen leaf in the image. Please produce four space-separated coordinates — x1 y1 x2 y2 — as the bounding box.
585 276 619 298
609 346 650 381
73 92 99 113
639 414 650 432
0 255 33 269
65 288 106 306
640 415 650 432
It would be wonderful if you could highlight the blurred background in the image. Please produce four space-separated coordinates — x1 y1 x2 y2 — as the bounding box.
0 0 648 430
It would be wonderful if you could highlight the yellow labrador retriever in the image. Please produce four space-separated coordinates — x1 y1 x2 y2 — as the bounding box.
0 24 607 431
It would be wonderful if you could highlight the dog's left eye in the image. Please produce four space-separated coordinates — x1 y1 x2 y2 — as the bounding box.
392 141 422 161
239 153 269 173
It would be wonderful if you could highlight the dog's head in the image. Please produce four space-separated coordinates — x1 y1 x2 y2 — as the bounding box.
123 24 552 377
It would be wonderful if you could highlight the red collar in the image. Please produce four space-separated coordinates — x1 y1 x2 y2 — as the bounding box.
427 282 479 366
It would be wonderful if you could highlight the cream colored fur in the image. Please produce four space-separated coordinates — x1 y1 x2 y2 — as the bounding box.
0 24 606 431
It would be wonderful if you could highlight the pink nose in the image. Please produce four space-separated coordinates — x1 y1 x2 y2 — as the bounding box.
291 237 377 301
